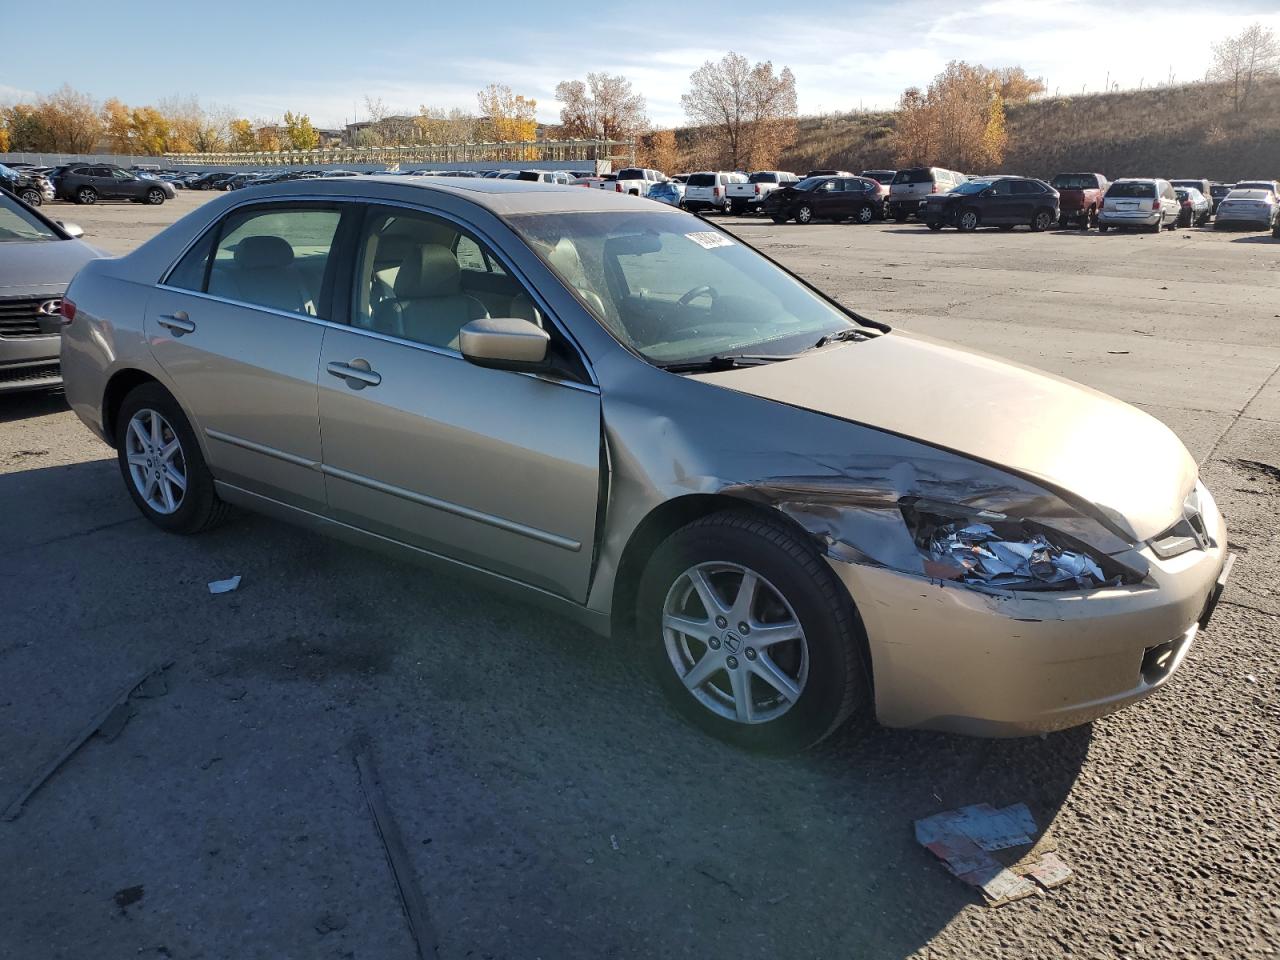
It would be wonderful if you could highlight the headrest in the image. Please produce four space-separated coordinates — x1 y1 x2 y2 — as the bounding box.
394 244 461 298
234 235 294 269
547 238 587 285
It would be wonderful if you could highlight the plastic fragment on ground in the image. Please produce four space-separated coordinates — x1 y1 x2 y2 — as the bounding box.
208 575 242 595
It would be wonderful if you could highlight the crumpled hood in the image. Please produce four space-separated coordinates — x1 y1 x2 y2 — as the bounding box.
691 330 1196 542
0 239 103 291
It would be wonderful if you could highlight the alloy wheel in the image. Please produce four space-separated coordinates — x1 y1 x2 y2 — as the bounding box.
857 205 874 223
124 408 187 515
662 561 809 724
1033 211 1052 231
78 188 96 204
797 205 813 223
960 211 978 231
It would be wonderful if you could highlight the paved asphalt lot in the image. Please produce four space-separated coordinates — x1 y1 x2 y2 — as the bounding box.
2 190 1278 959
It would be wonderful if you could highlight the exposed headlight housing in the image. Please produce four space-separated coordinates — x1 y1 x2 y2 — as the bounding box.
901 498 1124 591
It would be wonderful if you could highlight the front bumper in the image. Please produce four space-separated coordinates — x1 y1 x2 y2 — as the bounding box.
1 334 62 393
827 494 1229 736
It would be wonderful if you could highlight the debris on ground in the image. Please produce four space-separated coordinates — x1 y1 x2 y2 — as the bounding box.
113 885 145 911
208 575 242 595
2 663 168 822
314 912 348 935
915 802 1073 907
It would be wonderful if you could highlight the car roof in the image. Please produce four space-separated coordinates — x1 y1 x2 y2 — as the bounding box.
240 173 667 215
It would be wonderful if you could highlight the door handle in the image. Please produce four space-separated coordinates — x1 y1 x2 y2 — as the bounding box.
157 313 196 336
326 359 381 389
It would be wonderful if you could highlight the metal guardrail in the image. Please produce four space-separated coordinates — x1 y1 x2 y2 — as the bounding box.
163 139 636 169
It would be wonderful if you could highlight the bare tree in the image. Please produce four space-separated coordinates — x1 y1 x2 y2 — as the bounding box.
681 52 797 170
1209 22 1279 112
554 73 648 142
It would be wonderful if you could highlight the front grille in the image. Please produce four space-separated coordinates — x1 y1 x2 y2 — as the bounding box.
0 296 55 338
0 362 60 384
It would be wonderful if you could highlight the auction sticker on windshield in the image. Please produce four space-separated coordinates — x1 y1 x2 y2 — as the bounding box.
685 232 735 249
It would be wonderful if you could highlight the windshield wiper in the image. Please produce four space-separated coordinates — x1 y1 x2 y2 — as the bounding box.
658 353 797 373
813 327 877 349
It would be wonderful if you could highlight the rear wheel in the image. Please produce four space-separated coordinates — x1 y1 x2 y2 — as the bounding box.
637 511 867 753
76 186 97 205
19 188 41 206
1057 214 1069 229
115 383 228 535
855 203 875 224
146 187 166 205
1030 208 1053 232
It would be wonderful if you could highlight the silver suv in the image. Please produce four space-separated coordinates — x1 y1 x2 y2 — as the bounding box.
887 167 967 221
1098 179 1180 233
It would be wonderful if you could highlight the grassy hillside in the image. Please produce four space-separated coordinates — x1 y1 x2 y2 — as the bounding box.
690 79 1280 180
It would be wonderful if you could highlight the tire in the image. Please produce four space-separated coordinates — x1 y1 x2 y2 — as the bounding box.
1098 223 1109 233
1030 208 1053 232
796 204 814 224
636 510 867 753
957 208 979 232
76 186 97 205
1058 214 1069 229
1147 220 1162 233
146 188 166 205
1273 221 1280 239
115 383 229 535
855 203 875 224
19 188 41 206
927 221 943 231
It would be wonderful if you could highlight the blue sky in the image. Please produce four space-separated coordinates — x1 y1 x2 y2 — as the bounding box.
3 1 1278 127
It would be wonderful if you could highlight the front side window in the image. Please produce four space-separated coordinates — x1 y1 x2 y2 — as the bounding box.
507 209 859 367
169 205 341 317
112 169 135 181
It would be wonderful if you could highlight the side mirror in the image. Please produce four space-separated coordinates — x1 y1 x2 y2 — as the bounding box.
459 317 550 371
57 221 85 238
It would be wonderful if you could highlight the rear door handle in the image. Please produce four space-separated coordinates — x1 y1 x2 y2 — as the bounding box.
326 359 381 389
157 313 196 336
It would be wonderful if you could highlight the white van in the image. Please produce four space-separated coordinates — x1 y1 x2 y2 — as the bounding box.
887 167 967 221
683 171 748 213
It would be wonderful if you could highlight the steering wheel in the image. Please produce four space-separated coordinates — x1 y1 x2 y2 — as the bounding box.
677 284 719 307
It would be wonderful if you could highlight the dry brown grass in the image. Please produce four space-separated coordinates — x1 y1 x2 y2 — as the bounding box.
672 80 1280 180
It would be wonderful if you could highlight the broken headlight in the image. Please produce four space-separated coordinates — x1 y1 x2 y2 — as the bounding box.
900 499 1123 591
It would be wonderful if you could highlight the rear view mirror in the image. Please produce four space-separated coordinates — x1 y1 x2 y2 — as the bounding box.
57 221 85 238
459 317 550 371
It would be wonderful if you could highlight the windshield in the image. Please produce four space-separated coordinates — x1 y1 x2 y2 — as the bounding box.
507 210 857 366
950 180 991 195
1107 182 1156 198
0 194 60 242
618 169 643 179
1051 174 1097 190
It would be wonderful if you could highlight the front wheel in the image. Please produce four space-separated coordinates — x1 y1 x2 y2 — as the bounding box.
146 188 166 205
957 209 979 232
115 383 229 535
795 204 814 224
637 511 867 753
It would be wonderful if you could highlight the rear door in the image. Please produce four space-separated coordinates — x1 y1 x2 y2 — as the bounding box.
147 201 349 512
316 203 601 601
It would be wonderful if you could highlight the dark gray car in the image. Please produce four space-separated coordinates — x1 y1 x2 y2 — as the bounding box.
0 189 104 393
56 164 175 206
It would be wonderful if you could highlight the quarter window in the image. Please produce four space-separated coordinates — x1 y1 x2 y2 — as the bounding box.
168 205 341 317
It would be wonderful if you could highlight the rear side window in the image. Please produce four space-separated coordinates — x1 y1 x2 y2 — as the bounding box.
892 168 933 185
1107 182 1156 198
170 206 342 318
687 173 715 187
1011 180 1042 195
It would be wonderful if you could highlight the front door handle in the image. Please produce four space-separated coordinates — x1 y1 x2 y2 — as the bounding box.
326 359 381 389
157 312 196 336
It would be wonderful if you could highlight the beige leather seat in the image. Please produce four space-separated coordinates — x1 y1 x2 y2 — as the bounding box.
374 244 488 349
209 235 316 315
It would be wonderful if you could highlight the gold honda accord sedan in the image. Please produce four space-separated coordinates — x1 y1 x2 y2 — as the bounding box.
60 177 1232 752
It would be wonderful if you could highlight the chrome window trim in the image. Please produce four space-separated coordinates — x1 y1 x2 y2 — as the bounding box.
156 190 599 388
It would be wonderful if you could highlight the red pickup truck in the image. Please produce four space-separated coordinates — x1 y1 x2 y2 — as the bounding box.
1050 172 1109 228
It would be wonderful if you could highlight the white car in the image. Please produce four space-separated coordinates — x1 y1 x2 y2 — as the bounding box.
682 171 748 214
1098 178 1180 233
610 168 668 196
726 171 800 215
1213 189 1279 231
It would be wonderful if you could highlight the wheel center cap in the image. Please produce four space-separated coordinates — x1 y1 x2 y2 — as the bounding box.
722 632 742 654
